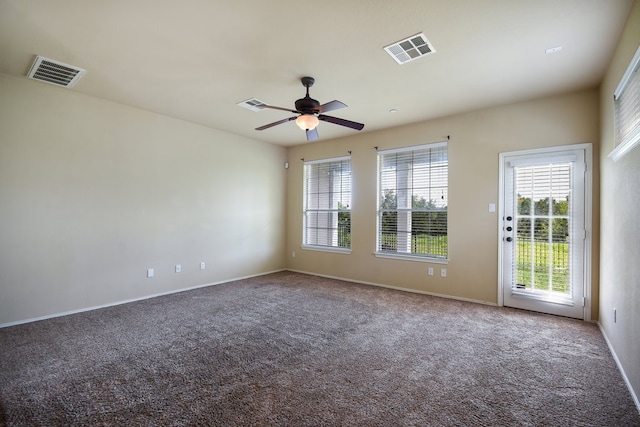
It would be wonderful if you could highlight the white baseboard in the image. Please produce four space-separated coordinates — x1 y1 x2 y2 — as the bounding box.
598 322 640 414
0 269 286 329
286 269 497 307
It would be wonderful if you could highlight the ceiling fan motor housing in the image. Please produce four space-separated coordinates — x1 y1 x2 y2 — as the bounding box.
295 96 320 114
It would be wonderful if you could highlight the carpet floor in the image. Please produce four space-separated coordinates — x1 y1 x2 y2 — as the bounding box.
0 271 638 426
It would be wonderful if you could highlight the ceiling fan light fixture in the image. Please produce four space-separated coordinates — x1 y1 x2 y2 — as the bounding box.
296 114 319 130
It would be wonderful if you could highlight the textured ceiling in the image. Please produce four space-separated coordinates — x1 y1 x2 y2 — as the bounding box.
0 0 634 146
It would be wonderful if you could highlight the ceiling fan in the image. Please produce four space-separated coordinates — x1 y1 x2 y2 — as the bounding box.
255 77 364 141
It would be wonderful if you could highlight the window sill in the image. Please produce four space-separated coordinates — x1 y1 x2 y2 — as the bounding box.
374 252 448 264
302 245 352 255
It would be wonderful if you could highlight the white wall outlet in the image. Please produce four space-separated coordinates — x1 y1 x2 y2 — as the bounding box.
147 268 154 278
200 262 206 270
441 268 447 277
292 251 296 258
428 267 434 276
175 264 182 273
488 203 496 213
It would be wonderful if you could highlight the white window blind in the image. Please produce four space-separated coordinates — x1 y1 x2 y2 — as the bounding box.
611 44 640 161
377 143 448 259
303 156 351 250
512 162 574 304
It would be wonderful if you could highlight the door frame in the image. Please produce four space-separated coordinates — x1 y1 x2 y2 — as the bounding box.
497 143 593 321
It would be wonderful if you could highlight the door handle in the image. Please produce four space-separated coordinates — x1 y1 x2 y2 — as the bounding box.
506 237 513 242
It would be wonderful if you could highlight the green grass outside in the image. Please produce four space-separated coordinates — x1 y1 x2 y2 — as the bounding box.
379 233 448 258
375 234 570 293
515 240 569 293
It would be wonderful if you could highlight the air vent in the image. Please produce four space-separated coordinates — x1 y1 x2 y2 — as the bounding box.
384 33 435 65
27 55 86 88
237 98 266 112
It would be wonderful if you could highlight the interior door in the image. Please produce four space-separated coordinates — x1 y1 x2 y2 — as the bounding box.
500 147 587 319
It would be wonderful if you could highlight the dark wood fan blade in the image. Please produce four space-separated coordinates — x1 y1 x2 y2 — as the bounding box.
318 114 364 131
318 100 347 113
306 128 319 141
255 116 296 131
257 104 300 114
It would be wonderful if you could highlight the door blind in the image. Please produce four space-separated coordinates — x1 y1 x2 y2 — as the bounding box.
512 162 573 303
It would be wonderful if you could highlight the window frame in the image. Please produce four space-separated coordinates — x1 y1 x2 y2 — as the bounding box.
302 156 352 254
375 142 449 263
610 44 640 161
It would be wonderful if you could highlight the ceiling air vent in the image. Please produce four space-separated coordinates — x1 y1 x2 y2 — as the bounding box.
237 98 266 112
384 33 435 65
27 55 86 88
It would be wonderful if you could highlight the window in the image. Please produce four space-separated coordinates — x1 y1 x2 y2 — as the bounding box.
377 142 448 259
303 156 351 251
611 44 640 161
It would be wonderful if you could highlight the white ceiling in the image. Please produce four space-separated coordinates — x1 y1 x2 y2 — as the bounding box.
0 0 634 146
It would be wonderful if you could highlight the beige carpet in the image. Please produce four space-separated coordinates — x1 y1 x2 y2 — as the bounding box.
1 271 638 426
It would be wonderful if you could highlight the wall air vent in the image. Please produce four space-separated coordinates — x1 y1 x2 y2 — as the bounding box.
384 33 435 65
27 55 86 88
237 98 266 112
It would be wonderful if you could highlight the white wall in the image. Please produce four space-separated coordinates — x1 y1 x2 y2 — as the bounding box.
0 74 287 325
599 0 640 407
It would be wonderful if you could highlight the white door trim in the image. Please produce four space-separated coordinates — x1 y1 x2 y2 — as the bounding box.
498 143 592 321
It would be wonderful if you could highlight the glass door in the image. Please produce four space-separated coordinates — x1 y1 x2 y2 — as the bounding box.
501 147 587 319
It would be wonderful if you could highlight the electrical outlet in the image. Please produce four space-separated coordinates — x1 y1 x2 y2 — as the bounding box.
175 264 182 273
147 268 154 278
428 267 434 276
292 251 296 258
441 268 447 277
200 262 206 270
